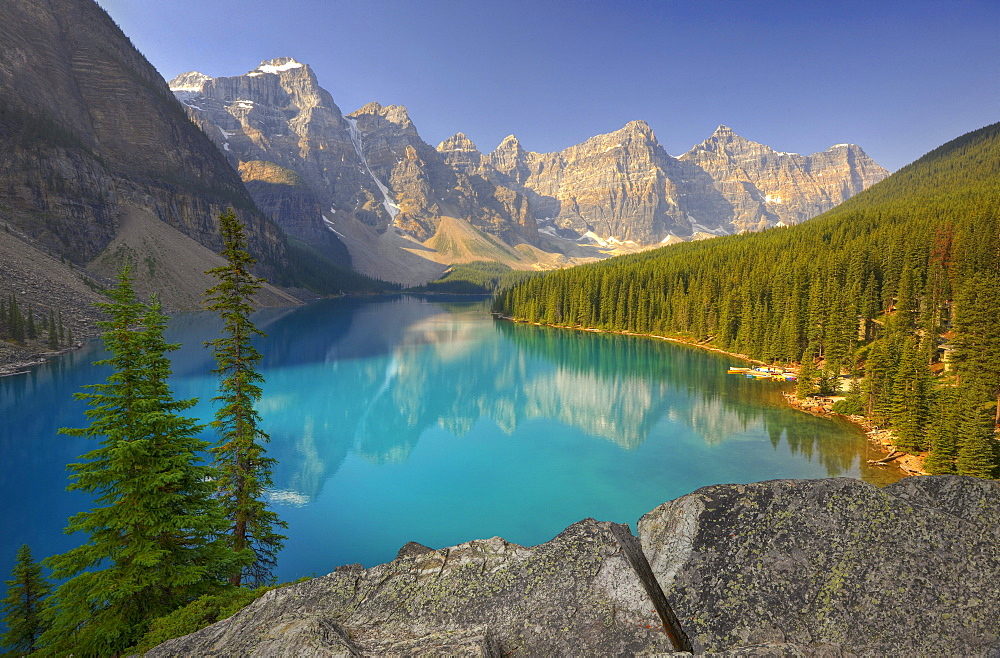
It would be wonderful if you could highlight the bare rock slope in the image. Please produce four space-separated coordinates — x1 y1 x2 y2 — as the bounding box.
149 475 999 656
0 0 286 273
172 59 888 285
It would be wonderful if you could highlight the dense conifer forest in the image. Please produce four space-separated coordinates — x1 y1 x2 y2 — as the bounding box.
494 122 1000 478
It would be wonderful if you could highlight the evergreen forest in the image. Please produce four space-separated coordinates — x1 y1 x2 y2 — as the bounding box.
494 122 1000 478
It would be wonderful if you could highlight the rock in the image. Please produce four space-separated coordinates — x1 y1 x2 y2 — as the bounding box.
639 476 1000 655
171 61 538 285
172 58 887 285
147 520 678 656
394 541 434 559
149 475 999 656
0 0 286 278
678 126 889 233
487 123 889 244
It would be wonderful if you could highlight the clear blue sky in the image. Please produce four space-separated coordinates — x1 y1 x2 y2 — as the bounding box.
98 0 1000 172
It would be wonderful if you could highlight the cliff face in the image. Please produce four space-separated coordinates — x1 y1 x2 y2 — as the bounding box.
679 125 890 232
173 58 887 285
0 0 286 281
484 122 889 243
171 62 537 279
148 476 1000 656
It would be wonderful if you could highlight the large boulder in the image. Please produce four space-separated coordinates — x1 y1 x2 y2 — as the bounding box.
147 519 678 656
639 475 1000 655
149 476 1000 656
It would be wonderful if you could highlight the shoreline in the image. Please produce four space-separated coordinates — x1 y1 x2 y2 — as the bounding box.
0 344 85 378
495 314 927 477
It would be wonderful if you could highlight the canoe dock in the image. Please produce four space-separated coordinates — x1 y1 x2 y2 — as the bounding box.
727 366 797 381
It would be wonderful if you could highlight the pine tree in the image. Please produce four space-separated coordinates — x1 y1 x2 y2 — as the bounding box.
205 210 286 587
47 309 58 350
25 304 37 340
8 295 24 343
40 267 233 655
796 344 819 399
1 544 50 654
924 385 961 474
955 384 998 478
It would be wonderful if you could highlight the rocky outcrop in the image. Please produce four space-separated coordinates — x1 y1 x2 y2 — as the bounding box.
641 475 1000 655
149 476 999 656
148 519 679 656
484 122 889 244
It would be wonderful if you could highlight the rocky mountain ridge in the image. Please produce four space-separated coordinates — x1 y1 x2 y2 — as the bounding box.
171 58 888 285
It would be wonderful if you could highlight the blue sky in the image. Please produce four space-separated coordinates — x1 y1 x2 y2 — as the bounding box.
98 0 1000 171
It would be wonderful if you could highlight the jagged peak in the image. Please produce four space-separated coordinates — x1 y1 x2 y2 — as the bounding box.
168 71 212 92
349 102 413 130
622 119 653 133
438 132 479 153
709 125 754 145
680 124 767 158
247 57 306 76
493 134 525 153
353 101 384 115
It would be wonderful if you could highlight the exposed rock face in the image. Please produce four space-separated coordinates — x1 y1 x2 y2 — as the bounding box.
171 58 358 265
639 476 1000 655
678 125 890 232
149 476 999 656
148 519 678 656
485 122 889 244
172 58 887 284
0 0 286 281
170 62 537 280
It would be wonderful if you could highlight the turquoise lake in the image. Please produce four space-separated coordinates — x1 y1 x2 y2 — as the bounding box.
0 295 900 582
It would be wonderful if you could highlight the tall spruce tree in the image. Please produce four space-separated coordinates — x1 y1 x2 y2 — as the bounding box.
47 309 58 350
40 267 233 655
205 210 285 587
1 544 50 654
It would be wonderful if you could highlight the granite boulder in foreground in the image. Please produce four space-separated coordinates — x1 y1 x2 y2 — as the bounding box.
148 476 1000 656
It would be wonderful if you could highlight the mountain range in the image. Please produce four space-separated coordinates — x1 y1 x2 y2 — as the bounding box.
170 58 888 285
0 0 887 363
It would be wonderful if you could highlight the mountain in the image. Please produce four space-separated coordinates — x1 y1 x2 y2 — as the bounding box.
170 60 545 285
494 121 1000 478
678 125 889 232
171 59 887 285
0 0 289 289
478 121 888 243
0 0 320 370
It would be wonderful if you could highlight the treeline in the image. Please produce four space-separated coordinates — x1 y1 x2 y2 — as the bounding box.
494 122 1000 478
0 295 73 349
408 261 539 294
280 236 399 295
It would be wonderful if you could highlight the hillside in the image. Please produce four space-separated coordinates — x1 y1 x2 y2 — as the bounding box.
495 122 1000 478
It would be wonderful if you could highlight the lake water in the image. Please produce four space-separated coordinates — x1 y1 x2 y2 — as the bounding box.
0 295 900 582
